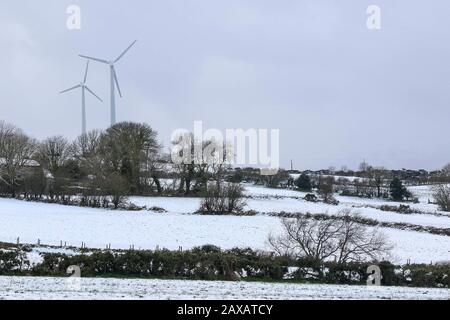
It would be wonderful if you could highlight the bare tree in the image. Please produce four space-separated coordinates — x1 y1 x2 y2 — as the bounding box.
73 130 103 159
0 121 35 196
318 175 335 203
368 167 388 198
268 209 392 264
359 160 372 173
0 122 15 165
198 183 246 214
171 133 232 195
204 139 233 189
171 132 197 194
269 214 340 262
335 210 392 263
36 136 71 177
72 129 104 177
0 121 15 187
443 163 450 176
0 168 6 186
433 184 450 212
35 136 72 199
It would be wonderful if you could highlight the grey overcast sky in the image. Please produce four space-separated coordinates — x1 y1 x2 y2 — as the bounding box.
0 0 449 170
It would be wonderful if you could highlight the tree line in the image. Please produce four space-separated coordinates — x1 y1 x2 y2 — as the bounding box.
0 120 249 212
0 121 163 207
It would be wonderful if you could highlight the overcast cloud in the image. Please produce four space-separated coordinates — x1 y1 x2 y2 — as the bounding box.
0 0 449 170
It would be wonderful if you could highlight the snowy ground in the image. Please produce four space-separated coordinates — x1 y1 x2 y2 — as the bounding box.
0 276 448 300
0 184 449 264
0 197 282 252
244 184 450 221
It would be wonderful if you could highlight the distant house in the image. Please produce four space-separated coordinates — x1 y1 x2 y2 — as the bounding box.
0 157 41 180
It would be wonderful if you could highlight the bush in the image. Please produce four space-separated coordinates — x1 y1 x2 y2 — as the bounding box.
379 204 416 214
304 193 318 202
433 184 450 212
318 176 334 202
0 250 29 274
1 245 448 288
197 183 247 215
147 206 167 213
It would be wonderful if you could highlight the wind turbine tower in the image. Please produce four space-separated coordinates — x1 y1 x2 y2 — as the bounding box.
60 61 103 135
79 40 137 126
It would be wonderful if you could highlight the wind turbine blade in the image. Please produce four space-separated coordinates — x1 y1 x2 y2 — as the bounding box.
114 40 137 63
83 60 89 83
85 86 103 102
60 84 81 94
112 67 122 97
79 55 109 64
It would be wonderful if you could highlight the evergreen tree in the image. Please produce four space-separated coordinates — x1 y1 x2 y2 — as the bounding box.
295 173 312 192
389 177 409 201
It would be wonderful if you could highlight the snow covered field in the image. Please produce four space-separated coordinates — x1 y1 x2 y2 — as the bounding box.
0 184 449 264
0 197 282 252
244 184 450 222
0 276 448 300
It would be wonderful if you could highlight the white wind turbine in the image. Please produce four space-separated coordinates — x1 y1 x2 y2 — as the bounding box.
60 60 103 135
79 40 137 126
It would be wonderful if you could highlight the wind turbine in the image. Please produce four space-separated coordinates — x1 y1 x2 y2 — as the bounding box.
79 40 137 126
60 61 103 135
